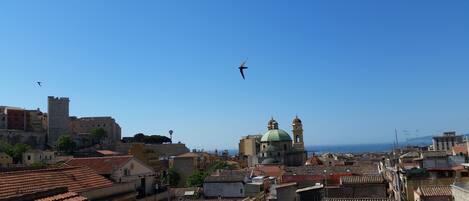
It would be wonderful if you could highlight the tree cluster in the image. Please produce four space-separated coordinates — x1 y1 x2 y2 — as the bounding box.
186 161 236 187
132 133 171 144
0 141 30 163
56 135 76 154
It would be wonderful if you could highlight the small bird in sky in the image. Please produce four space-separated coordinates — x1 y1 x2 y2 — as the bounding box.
238 59 248 80
37 82 42 87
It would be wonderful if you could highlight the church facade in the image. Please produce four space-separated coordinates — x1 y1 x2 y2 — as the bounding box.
258 116 307 166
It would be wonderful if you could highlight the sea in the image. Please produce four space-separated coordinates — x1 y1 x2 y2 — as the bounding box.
225 143 395 156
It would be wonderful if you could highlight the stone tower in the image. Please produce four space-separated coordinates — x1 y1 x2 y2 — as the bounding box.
47 96 70 146
267 117 279 130
292 115 304 150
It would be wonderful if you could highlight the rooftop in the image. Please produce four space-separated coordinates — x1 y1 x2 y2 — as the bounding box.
35 191 88 201
64 155 133 175
341 175 385 185
416 185 452 197
0 166 112 199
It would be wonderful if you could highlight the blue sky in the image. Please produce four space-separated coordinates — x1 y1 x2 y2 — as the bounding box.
1 1 469 150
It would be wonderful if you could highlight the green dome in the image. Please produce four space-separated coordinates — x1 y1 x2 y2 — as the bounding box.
261 129 292 142
261 158 279 165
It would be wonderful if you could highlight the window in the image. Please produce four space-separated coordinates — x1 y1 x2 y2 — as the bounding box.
240 188 243 194
124 168 130 176
284 144 287 151
27 155 31 160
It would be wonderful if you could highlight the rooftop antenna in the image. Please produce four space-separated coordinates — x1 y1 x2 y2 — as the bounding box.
395 128 399 149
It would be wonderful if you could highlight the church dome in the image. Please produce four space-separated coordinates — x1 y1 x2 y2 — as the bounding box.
261 158 279 165
261 129 292 142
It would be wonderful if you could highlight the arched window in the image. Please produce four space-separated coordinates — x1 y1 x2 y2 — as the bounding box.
296 135 300 143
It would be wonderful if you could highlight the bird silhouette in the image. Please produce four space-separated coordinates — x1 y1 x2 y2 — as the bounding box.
37 82 42 87
238 60 248 80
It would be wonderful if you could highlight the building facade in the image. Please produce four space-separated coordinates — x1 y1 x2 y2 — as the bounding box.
70 116 122 143
432 131 464 152
239 134 262 167
0 106 46 132
47 96 70 146
22 150 57 165
0 152 12 167
258 117 307 166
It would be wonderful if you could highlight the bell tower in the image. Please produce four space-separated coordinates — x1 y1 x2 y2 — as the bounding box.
292 115 304 150
268 117 279 130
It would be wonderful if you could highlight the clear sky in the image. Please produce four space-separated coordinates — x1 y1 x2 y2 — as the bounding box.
1 1 469 150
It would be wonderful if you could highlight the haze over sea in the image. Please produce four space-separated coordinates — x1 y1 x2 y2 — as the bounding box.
224 143 395 156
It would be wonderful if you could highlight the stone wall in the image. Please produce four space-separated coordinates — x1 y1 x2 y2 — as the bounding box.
0 130 46 149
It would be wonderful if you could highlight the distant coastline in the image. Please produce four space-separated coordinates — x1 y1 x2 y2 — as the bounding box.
224 142 398 156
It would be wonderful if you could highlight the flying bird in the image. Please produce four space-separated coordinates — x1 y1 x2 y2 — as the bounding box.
238 60 248 80
36 82 42 87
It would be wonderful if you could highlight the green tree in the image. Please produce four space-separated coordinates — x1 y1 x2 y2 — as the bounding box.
56 135 76 154
91 128 107 144
163 167 180 187
187 170 209 187
0 141 30 163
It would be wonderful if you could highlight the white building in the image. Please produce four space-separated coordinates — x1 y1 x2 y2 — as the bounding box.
203 171 247 198
432 131 463 152
452 182 469 201
22 150 57 165
65 155 156 197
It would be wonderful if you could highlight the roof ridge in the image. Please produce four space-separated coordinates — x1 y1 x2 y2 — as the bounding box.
0 166 80 175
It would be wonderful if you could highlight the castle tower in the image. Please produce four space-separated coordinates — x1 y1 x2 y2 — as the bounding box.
47 96 70 146
267 117 279 130
292 115 304 150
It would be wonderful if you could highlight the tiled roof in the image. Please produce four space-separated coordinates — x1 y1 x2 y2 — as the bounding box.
65 155 133 175
453 144 468 155
416 185 452 197
96 150 121 156
341 175 384 185
0 166 113 199
35 192 88 201
325 185 386 198
252 165 283 178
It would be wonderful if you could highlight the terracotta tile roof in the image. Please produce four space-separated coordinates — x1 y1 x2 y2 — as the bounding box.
252 165 283 178
64 155 133 175
453 144 468 155
0 166 113 199
416 185 452 197
340 175 384 185
96 150 121 156
35 192 88 201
